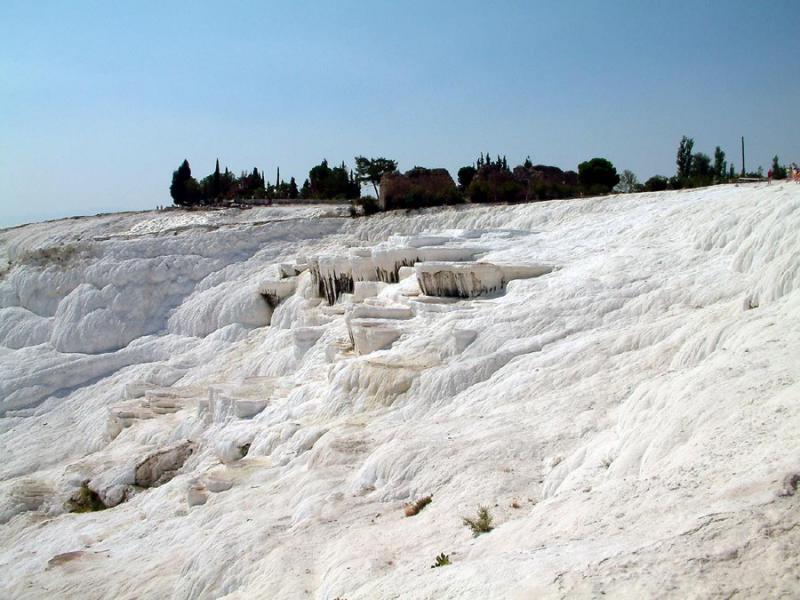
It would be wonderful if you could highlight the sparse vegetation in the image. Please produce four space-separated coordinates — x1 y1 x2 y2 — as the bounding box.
462 505 493 536
431 552 451 568
350 195 380 218
19 244 80 267
66 482 107 513
615 169 641 193
404 494 432 517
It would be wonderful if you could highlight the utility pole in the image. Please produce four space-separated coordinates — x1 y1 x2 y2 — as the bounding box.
741 136 745 176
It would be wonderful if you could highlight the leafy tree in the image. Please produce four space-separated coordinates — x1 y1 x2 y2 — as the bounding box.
771 155 787 179
170 159 201 206
578 157 620 194
644 175 668 191
468 163 523 203
199 158 227 203
615 169 640 193
729 164 735 179
713 147 726 182
309 159 360 199
300 178 311 199
354 156 398 197
676 136 694 179
288 176 299 199
690 152 712 178
235 167 266 198
457 166 477 191
523 156 533 169
309 159 332 198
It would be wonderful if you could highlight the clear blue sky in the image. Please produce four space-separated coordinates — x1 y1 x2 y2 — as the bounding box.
2 0 798 227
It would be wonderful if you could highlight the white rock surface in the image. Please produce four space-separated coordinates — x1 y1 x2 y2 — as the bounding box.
1 189 799 598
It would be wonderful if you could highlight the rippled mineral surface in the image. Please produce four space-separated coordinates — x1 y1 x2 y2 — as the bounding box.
1 185 799 598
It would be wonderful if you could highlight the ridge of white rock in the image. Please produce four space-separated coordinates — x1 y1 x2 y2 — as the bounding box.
1 188 799 598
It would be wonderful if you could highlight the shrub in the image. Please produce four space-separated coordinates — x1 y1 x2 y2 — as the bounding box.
349 196 380 217
462 505 493 536
668 175 684 190
578 157 620 195
67 482 107 513
360 196 380 216
644 175 668 191
457 166 476 190
404 495 432 517
615 169 641 193
772 155 787 180
431 553 451 568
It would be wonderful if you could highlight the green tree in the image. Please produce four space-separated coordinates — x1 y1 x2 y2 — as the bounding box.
615 169 640 193
288 176 299 199
354 156 398 197
644 175 668 191
713 147 726 182
676 136 694 179
457 166 477 191
300 178 311 199
771 156 787 179
690 153 711 177
309 159 360 199
578 157 620 194
170 159 201 206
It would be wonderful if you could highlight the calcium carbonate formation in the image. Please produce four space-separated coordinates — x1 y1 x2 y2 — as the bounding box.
1 185 799 599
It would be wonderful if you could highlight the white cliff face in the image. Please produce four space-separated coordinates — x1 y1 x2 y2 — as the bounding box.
1 187 799 598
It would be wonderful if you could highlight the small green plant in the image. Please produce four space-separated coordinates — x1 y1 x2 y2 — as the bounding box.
66 482 107 513
404 494 432 517
431 552 451 568
462 505 493 536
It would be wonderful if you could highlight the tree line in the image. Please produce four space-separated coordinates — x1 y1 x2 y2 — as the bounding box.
169 138 790 209
170 156 393 206
617 136 790 193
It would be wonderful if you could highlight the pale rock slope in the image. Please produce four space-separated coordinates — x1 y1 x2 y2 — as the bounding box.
0 186 798 599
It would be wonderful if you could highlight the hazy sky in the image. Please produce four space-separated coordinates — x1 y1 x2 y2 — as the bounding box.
2 0 798 227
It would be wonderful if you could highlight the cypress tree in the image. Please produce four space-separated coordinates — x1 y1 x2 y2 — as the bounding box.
300 178 311 199
713 147 726 182
170 159 200 206
676 136 694 179
212 159 221 199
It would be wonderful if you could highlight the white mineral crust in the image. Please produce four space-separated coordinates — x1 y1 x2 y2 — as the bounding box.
1 187 799 598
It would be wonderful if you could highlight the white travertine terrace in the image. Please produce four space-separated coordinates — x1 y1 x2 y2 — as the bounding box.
1 188 800 598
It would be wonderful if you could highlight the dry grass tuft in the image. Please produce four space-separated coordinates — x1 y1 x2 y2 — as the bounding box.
404 494 432 517
462 505 493 536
